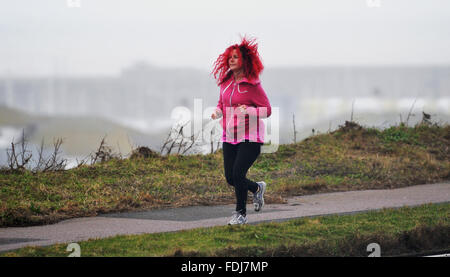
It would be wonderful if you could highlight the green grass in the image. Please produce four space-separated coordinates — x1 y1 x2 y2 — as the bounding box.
0 121 449 227
2 203 449 257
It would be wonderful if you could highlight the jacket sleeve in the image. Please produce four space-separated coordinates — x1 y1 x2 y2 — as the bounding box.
216 87 223 115
246 83 272 118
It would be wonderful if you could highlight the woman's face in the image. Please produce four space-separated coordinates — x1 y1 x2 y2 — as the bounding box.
228 48 242 72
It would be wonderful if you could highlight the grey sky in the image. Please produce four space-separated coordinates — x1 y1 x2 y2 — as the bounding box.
1 0 450 76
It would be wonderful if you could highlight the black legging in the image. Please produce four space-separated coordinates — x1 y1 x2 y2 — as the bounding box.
223 140 262 216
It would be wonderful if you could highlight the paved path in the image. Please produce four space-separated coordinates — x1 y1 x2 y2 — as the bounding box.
0 182 449 253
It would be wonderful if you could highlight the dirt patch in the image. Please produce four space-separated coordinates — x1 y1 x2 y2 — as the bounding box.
129 146 160 159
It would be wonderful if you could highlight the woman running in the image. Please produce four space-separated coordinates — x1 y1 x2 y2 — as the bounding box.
211 36 272 225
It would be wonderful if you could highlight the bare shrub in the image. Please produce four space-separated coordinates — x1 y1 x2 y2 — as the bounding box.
34 137 67 172
160 119 223 156
160 120 201 155
90 135 121 164
5 129 68 172
6 130 33 171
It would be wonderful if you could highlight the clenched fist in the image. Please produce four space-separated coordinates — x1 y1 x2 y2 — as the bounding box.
211 108 223 120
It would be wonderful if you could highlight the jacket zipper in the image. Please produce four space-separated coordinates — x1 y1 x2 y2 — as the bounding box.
229 81 236 107
226 81 237 136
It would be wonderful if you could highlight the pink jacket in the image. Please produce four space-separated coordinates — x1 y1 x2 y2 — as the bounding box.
216 75 272 144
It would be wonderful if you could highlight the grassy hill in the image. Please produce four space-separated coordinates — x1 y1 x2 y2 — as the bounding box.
0 120 449 227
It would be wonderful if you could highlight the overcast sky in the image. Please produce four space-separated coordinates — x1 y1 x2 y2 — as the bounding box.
1 0 450 76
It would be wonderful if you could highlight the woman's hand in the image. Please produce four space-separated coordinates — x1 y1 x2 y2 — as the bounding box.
238 104 247 114
211 108 222 119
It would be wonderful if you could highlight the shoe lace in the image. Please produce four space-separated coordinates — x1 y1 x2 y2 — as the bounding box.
230 211 239 220
232 211 246 219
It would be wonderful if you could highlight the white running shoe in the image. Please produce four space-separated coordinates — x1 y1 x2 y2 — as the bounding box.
253 181 266 212
228 211 248 225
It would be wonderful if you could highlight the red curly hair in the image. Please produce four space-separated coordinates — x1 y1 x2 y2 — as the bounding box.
211 35 264 85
